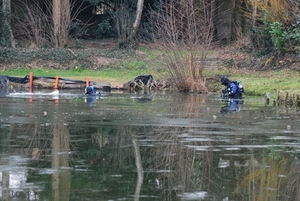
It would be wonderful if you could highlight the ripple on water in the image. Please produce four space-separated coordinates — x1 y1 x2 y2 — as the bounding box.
178 191 207 200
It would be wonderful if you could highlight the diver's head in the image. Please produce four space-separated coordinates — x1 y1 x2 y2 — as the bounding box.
85 86 95 95
220 76 230 86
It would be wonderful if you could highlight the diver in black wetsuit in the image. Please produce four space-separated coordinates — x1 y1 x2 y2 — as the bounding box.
220 76 244 99
0 76 8 87
85 86 101 96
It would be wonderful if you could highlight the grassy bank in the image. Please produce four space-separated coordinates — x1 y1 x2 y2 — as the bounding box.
2 65 300 98
204 68 300 97
1 44 300 98
0 66 152 88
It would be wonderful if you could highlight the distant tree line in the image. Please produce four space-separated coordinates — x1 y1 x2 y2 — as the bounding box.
1 0 300 54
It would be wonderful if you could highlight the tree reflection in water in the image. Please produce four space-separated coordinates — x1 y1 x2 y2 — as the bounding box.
2 120 71 200
2 93 300 200
236 151 300 201
51 123 70 201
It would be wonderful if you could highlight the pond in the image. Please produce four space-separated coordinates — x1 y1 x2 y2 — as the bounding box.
0 88 300 201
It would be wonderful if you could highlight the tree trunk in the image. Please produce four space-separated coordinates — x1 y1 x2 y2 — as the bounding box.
1 0 12 47
132 0 144 38
52 0 70 47
61 0 70 47
53 0 61 47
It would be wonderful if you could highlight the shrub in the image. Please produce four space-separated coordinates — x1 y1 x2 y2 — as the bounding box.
267 21 288 52
94 20 116 39
250 24 273 55
251 20 300 55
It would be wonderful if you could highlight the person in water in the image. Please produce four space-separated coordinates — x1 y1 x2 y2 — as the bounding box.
220 76 244 98
85 86 101 96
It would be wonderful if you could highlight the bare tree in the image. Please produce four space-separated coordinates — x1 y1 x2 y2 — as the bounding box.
53 0 70 47
12 1 51 48
112 0 144 48
113 3 135 48
132 0 144 38
150 0 217 93
1 0 14 47
12 0 87 48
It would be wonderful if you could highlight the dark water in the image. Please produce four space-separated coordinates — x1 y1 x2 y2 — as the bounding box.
1 89 300 201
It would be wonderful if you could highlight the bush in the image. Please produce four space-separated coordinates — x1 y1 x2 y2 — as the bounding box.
250 24 273 56
94 20 116 39
251 20 300 55
267 21 288 52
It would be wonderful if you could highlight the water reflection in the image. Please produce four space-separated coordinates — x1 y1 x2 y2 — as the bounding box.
85 96 100 106
220 99 244 115
0 91 300 200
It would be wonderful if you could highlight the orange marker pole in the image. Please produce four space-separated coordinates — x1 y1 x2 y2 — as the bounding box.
53 76 59 103
54 76 59 89
29 72 33 103
29 72 33 93
85 78 89 87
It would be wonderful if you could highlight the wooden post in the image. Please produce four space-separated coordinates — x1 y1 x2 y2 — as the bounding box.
29 72 33 103
284 92 288 102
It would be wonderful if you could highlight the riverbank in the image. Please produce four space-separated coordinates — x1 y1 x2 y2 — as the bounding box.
1 40 300 98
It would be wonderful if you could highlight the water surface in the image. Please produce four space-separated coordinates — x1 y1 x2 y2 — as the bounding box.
0 89 300 201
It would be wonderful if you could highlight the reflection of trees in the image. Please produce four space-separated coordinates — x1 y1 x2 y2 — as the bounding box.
90 123 216 200
235 152 300 201
132 133 144 201
283 161 300 200
111 126 145 200
145 126 213 200
2 171 9 201
0 125 10 201
5 119 71 200
107 126 136 168
142 94 216 200
4 94 300 200
51 123 70 201
236 154 283 200
82 125 145 200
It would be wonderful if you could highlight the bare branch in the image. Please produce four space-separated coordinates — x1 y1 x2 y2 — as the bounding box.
149 0 219 93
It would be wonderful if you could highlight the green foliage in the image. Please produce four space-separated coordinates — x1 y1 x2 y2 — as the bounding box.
251 20 300 55
3 44 300 96
94 20 116 39
0 47 119 68
84 0 102 6
251 24 273 55
0 48 75 63
267 21 288 52
117 59 146 70
261 140 295 162
74 39 85 48
70 64 84 73
286 21 300 52
84 0 117 6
